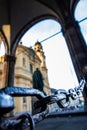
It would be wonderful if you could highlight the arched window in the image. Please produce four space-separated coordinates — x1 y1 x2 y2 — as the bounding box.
23 57 26 67
23 97 26 103
75 0 87 45
30 64 33 74
20 19 78 91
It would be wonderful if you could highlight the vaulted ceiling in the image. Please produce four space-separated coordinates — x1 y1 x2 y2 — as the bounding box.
0 0 79 44
0 0 87 85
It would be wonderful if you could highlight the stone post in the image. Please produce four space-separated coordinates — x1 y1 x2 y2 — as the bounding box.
62 20 87 82
1 25 16 87
1 54 16 87
61 19 87 111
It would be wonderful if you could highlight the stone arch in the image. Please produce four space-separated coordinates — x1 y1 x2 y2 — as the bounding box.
0 30 10 88
11 14 59 56
75 0 87 46
0 30 9 55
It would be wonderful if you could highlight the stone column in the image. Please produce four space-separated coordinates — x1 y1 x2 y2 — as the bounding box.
1 25 16 87
2 54 16 87
62 20 87 82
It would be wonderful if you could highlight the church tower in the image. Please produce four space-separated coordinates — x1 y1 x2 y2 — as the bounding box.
34 41 46 68
34 41 49 82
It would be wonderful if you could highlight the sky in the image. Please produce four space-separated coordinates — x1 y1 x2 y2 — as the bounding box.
0 0 87 91
20 0 87 91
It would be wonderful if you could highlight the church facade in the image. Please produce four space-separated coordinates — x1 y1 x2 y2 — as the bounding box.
0 42 51 114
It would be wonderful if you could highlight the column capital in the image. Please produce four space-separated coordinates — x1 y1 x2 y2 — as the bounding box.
62 20 79 34
4 54 16 63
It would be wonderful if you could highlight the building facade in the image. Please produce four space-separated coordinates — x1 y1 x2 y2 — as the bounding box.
0 42 51 114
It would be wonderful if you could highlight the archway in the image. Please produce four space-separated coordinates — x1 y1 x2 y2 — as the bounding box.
19 19 79 91
75 0 87 46
0 31 9 88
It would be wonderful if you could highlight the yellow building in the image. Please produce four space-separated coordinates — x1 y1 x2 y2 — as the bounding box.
0 42 51 114
0 56 4 86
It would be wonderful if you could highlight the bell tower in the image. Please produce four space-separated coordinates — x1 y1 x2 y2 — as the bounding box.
34 41 46 68
34 41 48 81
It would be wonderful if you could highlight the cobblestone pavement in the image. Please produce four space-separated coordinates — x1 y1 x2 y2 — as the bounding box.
35 111 87 130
